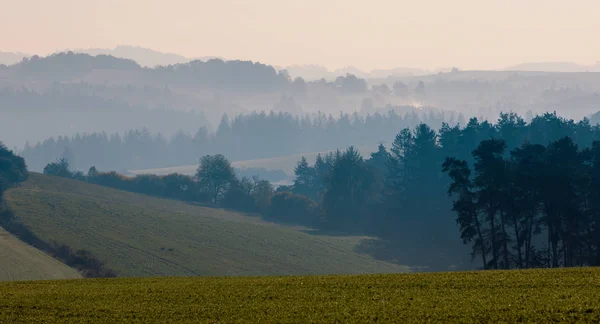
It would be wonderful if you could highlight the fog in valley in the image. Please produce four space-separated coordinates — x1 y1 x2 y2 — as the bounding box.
2 51 600 174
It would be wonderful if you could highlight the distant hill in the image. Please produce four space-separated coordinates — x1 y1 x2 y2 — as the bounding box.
283 64 430 80
0 227 81 281
505 61 600 72
4 173 409 277
0 51 28 66
69 45 222 68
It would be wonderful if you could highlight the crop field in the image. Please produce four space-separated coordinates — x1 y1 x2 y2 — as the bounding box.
0 267 599 323
4 173 407 277
0 227 81 281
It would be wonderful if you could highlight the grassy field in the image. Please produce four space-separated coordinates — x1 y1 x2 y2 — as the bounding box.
0 227 81 281
0 267 599 322
129 145 377 176
4 173 408 277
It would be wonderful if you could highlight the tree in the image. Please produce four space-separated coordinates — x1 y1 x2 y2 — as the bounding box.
0 143 28 204
293 157 317 198
43 158 73 178
540 137 582 267
367 143 391 177
508 143 546 268
387 123 443 230
472 139 509 269
195 154 236 204
251 178 274 213
87 166 98 179
322 147 379 230
443 157 487 269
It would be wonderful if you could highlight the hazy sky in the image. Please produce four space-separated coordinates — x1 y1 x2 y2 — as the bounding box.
1 0 599 70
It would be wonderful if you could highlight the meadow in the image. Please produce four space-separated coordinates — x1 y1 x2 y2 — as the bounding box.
4 173 407 277
0 268 598 322
0 227 81 281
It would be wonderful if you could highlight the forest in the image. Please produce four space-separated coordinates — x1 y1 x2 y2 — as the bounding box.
20 108 461 172
37 111 600 269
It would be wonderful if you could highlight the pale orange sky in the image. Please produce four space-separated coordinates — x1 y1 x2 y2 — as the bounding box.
1 0 599 70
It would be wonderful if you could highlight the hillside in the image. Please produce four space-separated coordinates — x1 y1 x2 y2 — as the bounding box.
0 227 81 281
4 173 408 277
0 268 598 322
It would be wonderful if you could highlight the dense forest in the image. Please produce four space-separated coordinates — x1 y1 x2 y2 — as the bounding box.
39 111 600 270
21 108 462 172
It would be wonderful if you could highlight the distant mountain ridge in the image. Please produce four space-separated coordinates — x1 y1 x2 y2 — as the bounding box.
505 61 600 72
0 51 29 66
0 46 222 68
281 64 432 81
68 45 223 67
2 45 600 75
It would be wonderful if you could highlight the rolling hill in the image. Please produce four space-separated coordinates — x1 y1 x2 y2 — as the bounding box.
0 227 81 281
4 173 408 277
0 268 598 322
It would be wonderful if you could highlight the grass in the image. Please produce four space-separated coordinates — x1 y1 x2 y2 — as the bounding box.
0 267 599 322
4 173 408 277
0 227 81 281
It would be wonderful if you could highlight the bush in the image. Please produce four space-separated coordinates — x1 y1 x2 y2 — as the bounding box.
43 158 73 178
266 192 321 227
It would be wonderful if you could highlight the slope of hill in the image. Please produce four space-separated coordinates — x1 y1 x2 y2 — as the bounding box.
4 173 408 277
0 227 81 281
0 268 598 322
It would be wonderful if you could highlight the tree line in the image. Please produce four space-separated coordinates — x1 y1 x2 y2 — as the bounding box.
23 108 459 172
444 138 600 269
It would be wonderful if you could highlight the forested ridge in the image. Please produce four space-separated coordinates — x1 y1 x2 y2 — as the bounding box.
22 108 460 172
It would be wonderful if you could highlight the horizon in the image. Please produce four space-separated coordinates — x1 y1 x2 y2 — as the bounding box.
3 44 600 74
2 0 600 71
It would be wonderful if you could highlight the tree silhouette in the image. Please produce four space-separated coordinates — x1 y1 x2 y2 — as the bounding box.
195 154 236 204
0 142 28 204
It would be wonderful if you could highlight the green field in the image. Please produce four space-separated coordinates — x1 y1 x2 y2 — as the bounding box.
4 173 408 277
0 268 599 322
0 227 81 281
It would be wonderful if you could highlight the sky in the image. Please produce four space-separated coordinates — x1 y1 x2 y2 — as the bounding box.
1 0 599 71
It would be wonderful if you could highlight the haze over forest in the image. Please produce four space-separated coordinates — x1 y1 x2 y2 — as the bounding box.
2 47 600 162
